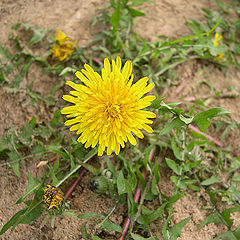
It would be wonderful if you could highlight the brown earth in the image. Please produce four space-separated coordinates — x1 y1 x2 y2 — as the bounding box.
0 0 239 240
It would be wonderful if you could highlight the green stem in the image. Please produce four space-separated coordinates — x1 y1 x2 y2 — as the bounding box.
56 148 97 188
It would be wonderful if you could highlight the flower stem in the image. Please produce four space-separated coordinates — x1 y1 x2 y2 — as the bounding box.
64 158 94 200
119 147 156 240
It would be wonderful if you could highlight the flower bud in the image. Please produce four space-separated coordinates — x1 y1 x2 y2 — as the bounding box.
90 176 108 194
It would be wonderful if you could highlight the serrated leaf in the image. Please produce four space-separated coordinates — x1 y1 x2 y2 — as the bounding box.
221 207 240 228
16 172 42 204
0 208 26 235
137 203 167 225
166 158 181 175
11 188 44 230
201 175 220 186
8 151 21 177
169 217 191 240
167 193 183 208
198 212 222 230
101 219 122 233
159 117 185 135
193 108 230 132
1 187 44 235
117 170 126 195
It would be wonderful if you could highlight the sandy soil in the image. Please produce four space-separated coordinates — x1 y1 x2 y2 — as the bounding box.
0 0 239 239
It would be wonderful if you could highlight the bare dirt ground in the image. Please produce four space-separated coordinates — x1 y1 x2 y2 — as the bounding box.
0 0 239 239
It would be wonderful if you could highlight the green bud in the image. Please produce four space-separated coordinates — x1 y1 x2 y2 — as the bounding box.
90 176 108 194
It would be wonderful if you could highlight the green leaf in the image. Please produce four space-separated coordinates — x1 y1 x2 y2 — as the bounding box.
101 219 122 233
59 67 76 76
16 172 42 204
198 212 222 230
8 151 21 177
110 0 121 31
91 234 104 240
0 138 9 152
201 175 220 186
1 187 44 235
166 158 181 175
221 207 240 228
11 188 44 230
171 138 182 161
179 114 193 125
214 231 239 240
159 117 185 135
0 208 26 235
169 217 191 240
117 170 126 195
81 222 89 239
209 45 228 56
130 233 154 240
128 7 145 17
137 203 167 225
193 108 230 132
106 157 117 176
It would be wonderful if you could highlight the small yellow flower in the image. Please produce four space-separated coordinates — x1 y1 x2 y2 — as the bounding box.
212 33 225 62
51 30 76 61
216 52 224 62
61 57 156 156
212 32 222 47
43 185 64 209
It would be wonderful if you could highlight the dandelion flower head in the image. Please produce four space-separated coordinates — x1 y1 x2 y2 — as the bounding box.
212 33 225 61
61 57 156 156
50 30 76 61
212 32 222 47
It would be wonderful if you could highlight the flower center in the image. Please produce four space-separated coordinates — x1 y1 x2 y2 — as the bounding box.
107 104 121 118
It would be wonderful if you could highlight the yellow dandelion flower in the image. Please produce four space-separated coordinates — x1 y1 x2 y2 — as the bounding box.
216 52 224 62
212 32 222 47
61 57 156 156
50 30 76 61
55 30 71 45
212 33 225 62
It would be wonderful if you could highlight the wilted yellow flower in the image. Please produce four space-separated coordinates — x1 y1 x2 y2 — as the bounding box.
212 32 222 47
43 185 64 209
61 57 156 156
51 30 75 61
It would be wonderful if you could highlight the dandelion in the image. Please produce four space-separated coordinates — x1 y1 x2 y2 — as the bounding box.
216 53 224 62
212 33 224 62
212 32 222 47
43 185 64 209
50 30 76 61
61 57 156 156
